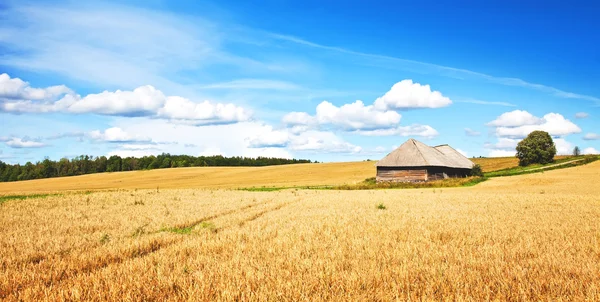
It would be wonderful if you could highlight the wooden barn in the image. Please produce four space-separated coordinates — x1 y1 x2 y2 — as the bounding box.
376 138 474 182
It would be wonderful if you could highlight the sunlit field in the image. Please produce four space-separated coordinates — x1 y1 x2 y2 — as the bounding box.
1 160 599 300
0 157 542 193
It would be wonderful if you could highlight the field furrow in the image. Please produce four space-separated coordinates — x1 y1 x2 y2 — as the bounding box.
0 161 599 300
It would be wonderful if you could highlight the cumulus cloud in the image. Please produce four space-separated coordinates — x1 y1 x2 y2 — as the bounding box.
69 86 166 115
282 101 400 131
373 79 452 110
288 131 362 154
0 73 72 101
554 138 574 155
575 112 589 119
4 137 47 148
246 127 290 148
281 80 446 136
282 112 316 126
486 110 543 127
107 119 302 159
583 133 600 140
583 147 599 155
315 100 400 130
107 149 158 158
246 126 362 154
0 74 251 125
355 124 439 138
492 112 581 138
157 96 251 125
485 111 581 156
46 132 85 140
464 128 481 136
118 144 161 151
198 147 225 157
89 127 151 143
484 138 519 150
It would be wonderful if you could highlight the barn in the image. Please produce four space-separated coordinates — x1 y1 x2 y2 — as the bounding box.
376 138 475 182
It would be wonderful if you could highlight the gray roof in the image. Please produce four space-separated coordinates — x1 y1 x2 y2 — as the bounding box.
376 139 474 169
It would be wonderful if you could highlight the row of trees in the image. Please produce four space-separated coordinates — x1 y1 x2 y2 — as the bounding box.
0 154 313 182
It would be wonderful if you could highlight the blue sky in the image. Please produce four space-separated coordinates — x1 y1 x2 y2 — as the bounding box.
0 0 599 164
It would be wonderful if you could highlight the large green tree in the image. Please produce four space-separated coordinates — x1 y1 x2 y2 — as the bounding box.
516 131 557 166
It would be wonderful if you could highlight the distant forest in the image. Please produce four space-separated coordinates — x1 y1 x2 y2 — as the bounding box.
0 154 314 182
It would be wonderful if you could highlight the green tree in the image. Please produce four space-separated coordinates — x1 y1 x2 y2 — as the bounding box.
107 155 122 172
573 146 581 157
516 131 557 166
470 164 483 177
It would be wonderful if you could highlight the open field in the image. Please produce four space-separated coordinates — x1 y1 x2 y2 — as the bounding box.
0 156 567 194
1 160 600 300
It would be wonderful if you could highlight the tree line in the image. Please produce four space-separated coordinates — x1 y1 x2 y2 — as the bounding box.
0 154 313 182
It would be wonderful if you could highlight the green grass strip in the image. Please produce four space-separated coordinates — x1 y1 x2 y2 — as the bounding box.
0 193 60 205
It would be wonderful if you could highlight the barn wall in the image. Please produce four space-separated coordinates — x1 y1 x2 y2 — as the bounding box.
376 167 427 182
376 166 471 183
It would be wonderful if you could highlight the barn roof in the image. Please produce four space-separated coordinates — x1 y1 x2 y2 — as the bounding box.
376 139 474 169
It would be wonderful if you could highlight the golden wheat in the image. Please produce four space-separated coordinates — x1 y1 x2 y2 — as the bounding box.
1 161 599 300
0 157 531 194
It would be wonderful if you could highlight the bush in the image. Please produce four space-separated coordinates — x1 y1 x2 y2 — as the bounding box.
516 131 556 166
470 164 483 177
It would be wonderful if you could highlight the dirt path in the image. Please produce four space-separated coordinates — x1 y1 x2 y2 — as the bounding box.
522 159 584 172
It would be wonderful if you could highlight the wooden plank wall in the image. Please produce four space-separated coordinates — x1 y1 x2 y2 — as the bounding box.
376 169 427 182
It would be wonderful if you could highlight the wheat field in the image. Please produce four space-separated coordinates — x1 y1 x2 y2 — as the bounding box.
0 157 535 194
1 160 599 300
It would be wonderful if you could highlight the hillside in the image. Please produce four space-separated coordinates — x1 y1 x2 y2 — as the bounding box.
0 157 530 193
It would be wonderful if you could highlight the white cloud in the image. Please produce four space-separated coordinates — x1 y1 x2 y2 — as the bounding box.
464 128 481 136
282 112 316 126
583 133 600 140
575 112 589 119
554 138 574 155
198 147 225 157
288 130 362 154
69 86 166 115
486 110 543 127
272 34 600 104
485 112 581 157
315 100 400 130
583 147 599 155
281 80 446 135
0 73 72 101
373 79 452 110
107 149 158 158
109 119 300 159
355 124 439 138
89 127 151 143
157 96 251 125
484 138 519 150
240 147 293 159
246 125 362 154
5 137 47 148
246 126 290 148
119 144 161 151
488 150 516 157
493 113 581 138
456 149 468 157
0 74 252 125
